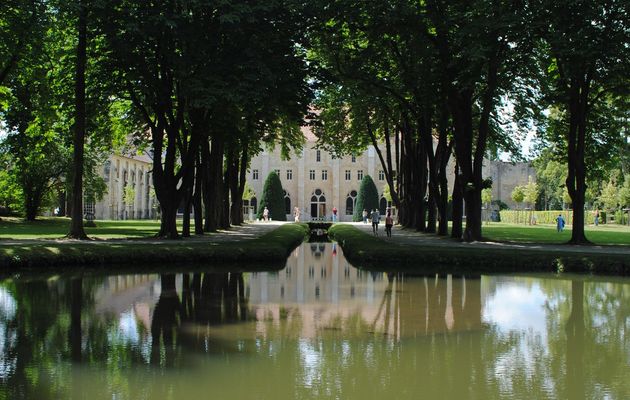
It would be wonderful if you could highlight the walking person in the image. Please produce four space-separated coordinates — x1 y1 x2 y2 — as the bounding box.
371 209 380 235
362 209 368 224
332 206 338 222
263 206 269 222
385 211 393 238
556 213 565 232
294 206 300 222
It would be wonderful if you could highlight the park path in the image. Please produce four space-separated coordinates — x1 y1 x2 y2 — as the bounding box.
0 221 282 246
350 222 630 256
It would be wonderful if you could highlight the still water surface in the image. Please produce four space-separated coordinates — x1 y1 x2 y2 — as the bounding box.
0 243 629 399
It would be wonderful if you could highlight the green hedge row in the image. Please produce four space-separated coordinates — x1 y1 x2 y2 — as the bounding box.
500 210 573 225
500 210 629 225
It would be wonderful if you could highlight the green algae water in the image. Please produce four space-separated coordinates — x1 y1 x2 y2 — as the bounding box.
0 243 629 399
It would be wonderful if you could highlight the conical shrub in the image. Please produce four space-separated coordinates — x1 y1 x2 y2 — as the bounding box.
256 171 286 221
353 175 379 221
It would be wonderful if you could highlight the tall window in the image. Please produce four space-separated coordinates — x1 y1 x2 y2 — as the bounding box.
274 169 280 176
379 170 385 181
351 155 356 163
252 169 259 180
346 190 357 215
284 190 291 215
309 170 315 180
316 150 321 162
322 170 328 180
345 170 351 180
357 170 363 180
287 169 293 180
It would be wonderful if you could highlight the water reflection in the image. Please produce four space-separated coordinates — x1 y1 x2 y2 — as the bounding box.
0 243 628 399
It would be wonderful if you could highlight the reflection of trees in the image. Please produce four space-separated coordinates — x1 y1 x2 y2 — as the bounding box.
1 271 630 399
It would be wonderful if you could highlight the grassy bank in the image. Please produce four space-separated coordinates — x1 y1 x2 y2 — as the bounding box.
328 224 629 275
0 217 165 239
480 222 630 245
0 223 310 272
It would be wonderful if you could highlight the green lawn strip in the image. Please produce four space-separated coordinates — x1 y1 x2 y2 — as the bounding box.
328 224 629 275
0 223 310 271
0 217 163 239
480 223 630 245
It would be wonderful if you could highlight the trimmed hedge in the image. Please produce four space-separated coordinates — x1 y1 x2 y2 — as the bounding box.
500 210 573 225
353 175 379 222
257 171 286 221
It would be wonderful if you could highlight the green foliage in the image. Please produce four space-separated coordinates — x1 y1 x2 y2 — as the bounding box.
619 177 630 208
598 179 619 211
123 185 135 207
256 171 286 221
511 186 525 207
533 150 567 209
242 181 255 201
523 178 539 208
500 210 572 226
481 188 492 205
614 210 628 225
353 175 379 222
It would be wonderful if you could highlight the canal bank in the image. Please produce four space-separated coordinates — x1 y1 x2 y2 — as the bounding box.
329 224 630 275
0 223 310 272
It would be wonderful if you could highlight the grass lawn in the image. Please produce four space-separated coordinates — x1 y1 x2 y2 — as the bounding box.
328 224 629 274
481 222 630 246
0 217 165 239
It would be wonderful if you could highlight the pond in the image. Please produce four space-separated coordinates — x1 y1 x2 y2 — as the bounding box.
0 242 629 399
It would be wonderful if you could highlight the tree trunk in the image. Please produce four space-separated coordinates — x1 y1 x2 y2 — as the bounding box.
193 152 204 235
426 190 437 233
68 0 87 239
566 79 590 244
203 136 225 232
451 163 463 239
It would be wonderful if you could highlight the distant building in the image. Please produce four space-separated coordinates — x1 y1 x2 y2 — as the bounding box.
91 131 533 221
92 153 156 220
247 128 535 221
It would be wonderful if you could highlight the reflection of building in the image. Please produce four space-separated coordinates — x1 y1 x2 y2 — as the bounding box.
246 243 483 339
93 154 157 220
247 128 535 221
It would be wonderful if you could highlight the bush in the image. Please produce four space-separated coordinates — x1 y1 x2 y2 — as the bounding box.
353 175 379 222
256 171 286 221
615 210 628 225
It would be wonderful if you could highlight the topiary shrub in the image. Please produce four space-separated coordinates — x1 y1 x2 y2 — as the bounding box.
256 171 286 221
353 175 379 222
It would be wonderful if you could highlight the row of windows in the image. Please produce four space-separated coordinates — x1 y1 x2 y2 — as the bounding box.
252 169 387 181
315 150 357 163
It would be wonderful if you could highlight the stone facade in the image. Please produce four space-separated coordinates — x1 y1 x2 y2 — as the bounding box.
92 137 533 221
248 139 387 222
92 153 156 220
248 135 535 221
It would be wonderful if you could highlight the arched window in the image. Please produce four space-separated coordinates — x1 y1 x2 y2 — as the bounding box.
284 190 291 215
251 197 258 214
310 189 326 218
379 196 388 215
346 190 357 215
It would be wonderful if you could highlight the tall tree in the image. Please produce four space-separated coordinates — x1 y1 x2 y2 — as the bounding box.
68 0 88 239
536 0 630 243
